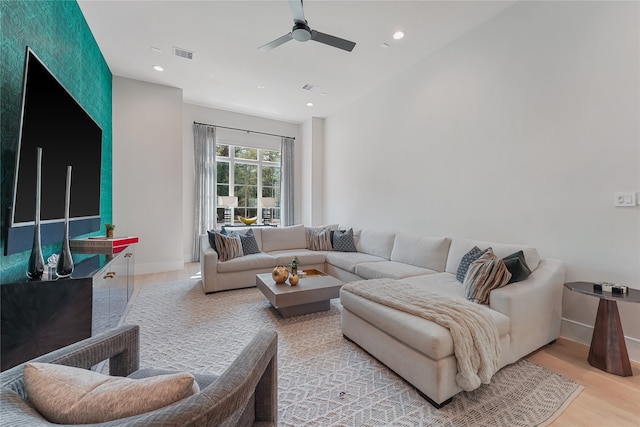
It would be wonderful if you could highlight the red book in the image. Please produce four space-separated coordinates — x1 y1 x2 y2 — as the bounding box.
70 236 139 249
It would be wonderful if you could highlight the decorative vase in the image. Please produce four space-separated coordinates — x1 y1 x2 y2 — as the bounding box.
56 166 74 278
272 265 289 284
27 147 44 279
289 273 299 286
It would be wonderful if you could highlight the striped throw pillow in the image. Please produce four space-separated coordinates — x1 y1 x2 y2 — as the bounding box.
463 248 512 305
309 227 333 251
213 231 244 262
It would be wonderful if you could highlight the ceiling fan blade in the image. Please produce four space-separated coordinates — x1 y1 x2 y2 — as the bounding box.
289 0 306 23
258 33 293 52
310 30 356 52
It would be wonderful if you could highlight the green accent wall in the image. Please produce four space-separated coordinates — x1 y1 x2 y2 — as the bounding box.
0 0 112 277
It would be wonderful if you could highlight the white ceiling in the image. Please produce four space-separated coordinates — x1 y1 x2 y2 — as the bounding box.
78 1 515 124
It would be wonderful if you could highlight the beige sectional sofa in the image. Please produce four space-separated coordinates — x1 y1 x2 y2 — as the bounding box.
200 224 564 407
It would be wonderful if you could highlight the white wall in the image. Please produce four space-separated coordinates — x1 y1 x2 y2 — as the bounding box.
324 1 640 358
300 117 325 226
181 103 300 261
112 77 184 274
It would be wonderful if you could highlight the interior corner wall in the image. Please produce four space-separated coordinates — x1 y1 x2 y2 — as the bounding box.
181 103 300 261
300 117 325 226
112 77 183 274
0 0 112 277
324 1 640 359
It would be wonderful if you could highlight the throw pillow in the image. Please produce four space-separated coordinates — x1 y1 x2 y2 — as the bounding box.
332 228 357 252
213 230 244 262
23 362 199 424
207 230 217 252
456 246 489 282
308 227 333 251
238 228 260 255
463 248 512 304
503 250 532 283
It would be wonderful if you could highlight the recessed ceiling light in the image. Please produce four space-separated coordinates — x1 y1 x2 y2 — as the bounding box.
306 102 314 107
153 65 164 72
393 31 405 40
257 85 266 89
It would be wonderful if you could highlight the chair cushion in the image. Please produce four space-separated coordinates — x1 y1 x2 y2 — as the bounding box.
268 249 326 266
325 251 387 273
216 252 276 273
355 260 438 280
23 362 199 424
261 224 307 252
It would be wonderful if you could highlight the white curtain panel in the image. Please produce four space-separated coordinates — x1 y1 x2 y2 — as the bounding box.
192 124 217 261
280 137 295 226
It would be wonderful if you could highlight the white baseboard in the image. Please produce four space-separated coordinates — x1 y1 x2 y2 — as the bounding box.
133 261 185 276
561 318 640 364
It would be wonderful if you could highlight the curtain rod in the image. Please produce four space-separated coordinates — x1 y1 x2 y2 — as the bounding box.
193 121 295 140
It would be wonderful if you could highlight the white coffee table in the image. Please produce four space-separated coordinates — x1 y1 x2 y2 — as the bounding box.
256 270 343 318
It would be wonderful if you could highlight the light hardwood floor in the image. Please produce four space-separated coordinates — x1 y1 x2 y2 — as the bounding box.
134 264 640 427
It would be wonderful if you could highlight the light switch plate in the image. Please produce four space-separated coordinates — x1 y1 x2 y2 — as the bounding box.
614 192 637 207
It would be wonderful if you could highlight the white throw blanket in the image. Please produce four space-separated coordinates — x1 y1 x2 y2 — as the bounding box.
342 279 501 391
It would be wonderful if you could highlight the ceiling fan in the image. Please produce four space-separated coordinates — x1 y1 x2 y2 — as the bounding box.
258 0 356 52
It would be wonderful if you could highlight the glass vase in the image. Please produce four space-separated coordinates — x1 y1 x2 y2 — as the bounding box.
27 147 44 279
57 166 74 278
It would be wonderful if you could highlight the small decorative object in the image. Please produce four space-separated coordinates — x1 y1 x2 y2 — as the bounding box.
105 223 115 239
272 265 289 284
46 254 58 279
289 273 299 286
27 147 45 279
238 216 258 225
218 196 238 226
288 256 299 276
56 166 74 278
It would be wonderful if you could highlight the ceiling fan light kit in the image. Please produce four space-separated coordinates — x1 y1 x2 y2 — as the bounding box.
259 0 356 52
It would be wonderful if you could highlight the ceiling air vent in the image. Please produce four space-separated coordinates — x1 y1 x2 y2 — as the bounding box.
302 84 318 91
173 46 194 60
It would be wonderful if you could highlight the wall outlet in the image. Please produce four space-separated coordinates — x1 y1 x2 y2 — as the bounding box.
614 192 637 207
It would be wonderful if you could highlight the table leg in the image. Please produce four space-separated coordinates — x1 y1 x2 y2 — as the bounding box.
588 299 632 376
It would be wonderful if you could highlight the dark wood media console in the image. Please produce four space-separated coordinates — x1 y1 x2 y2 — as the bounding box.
1 245 135 371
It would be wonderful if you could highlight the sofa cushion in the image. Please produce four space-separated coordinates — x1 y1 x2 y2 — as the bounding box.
356 229 396 259
261 224 307 252
390 234 451 272
213 231 244 262
456 246 488 282
463 249 512 305
23 362 199 424
446 238 541 275
268 249 326 266
325 251 387 273
340 277 510 361
332 228 357 252
355 261 439 280
308 227 333 251
503 250 532 283
216 252 276 273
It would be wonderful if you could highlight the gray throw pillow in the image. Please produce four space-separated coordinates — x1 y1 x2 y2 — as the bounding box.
456 246 489 282
213 230 244 262
238 228 260 255
332 228 357 252
309 227 333 251
503 250 532 283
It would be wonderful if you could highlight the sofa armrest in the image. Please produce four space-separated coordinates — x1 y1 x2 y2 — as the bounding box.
200 234 219 293
489 258 565 361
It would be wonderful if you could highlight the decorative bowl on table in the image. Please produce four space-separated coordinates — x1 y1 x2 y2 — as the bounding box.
238 216 258 225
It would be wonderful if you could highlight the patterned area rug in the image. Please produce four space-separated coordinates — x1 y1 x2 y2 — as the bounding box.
122 279 583 427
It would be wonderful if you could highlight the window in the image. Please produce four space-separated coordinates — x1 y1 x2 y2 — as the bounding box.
216 144 280 225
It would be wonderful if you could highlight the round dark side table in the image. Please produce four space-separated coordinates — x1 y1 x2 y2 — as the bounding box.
565 281 639 377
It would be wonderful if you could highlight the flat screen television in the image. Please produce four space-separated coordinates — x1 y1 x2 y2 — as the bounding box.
5 47 102 255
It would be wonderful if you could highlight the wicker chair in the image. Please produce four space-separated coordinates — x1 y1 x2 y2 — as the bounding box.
0 325 278 426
